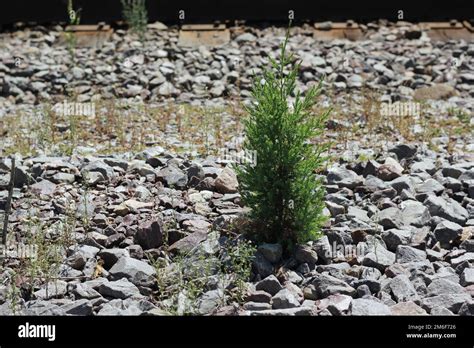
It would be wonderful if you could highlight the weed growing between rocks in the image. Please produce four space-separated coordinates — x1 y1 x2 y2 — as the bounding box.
1 195 82 312
0 101 244 158
237 30 330 250
151 237 255 315
65 0 81 64
121 0 148 40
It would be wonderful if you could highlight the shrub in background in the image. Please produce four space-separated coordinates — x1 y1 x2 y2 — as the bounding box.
121 0 148 39
237 30 330 251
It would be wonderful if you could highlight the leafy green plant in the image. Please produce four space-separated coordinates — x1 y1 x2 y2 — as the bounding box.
222 239 255 303
7 271 22 314
236 28 330 251
121 0 148 39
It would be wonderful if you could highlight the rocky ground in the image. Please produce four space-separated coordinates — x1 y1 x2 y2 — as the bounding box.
0 21 473 316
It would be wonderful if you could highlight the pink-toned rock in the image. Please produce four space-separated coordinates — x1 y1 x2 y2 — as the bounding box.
215 166 238 193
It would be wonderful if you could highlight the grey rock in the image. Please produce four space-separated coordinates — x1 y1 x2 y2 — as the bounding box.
326 201 345 217
365 175 387 191
347 74 363 88
96 301 126 316
421 293 471 313
243 302 272 311
99 278 141 299
311 273 356 298
72 245 100 260
389 144 417 160
197 289 223 314
135 219 164 250
98 248 130 269
255 275 283 296
245 290 272 303
157 82 178 96
248 307 314 316
294 244 318 267
83 171 104 185
450 252 474 268
347 206 370 223
22 302 65 316
442 166 464 179
129 160 156 177
415 179 445 200
168 231 208 254
327 167 363 189
400 200 431 227
391 301 427 315
109 257 156 286
430 306 454 315
103 157 129 171
133 186 152 201
30 179 56 196
424 195 468 225
411 160 436 175
390 275 419 302
51 172 75 184
60 299 93 316
272 288 300 309
427 278 466 296
235 33 257 43
460 268 474 286
81 161 115 181
377 158 403 181
460 239 474 252
314 235 331 263
356 284 372 298
210 81 225 97
396 245 427 263
433 220 463 249
378 207 404 229
34 280 68 300
467 181 474 199
434 267 460 284
325 294 353 315
458 300 474 316
362 241 396 271
382 229 412 251
72 283 102 300
157 165 187 189
389 176 414 194
350 298 391 315
459 169 474 184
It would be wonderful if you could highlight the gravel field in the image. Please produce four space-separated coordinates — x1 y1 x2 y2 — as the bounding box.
0 21 473 316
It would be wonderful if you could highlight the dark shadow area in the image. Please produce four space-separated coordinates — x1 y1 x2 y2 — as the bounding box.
1 0 473 26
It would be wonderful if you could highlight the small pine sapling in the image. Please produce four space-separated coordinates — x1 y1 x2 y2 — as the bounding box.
237 29 330 251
